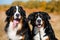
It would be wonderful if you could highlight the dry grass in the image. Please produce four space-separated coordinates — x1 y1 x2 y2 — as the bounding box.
0 10 60 40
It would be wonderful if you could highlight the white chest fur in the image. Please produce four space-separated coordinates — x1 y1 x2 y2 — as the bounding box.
7 22 23 40
33 27 48 40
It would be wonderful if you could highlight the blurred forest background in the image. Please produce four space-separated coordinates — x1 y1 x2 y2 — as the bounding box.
0 0 60 40
0 0 60 14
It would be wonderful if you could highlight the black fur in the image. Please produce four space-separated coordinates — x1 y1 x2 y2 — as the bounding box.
28 11 58 40
4 6 31 40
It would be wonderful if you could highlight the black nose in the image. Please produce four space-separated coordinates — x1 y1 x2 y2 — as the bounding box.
16 14 19 17
37 20 41 23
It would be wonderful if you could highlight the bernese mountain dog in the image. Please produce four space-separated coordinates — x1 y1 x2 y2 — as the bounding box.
28 12 58 40
4 6 31 40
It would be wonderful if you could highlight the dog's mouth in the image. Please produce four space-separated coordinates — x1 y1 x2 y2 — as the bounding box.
13 19 19 24
37 24 42 28
13 19 20 28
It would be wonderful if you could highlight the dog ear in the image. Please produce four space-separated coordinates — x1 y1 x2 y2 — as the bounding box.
5 9 10 22
19 6 26 22
19 6 26 17
28 13 34 31
6 6 13 16
28 13 34 21
42 12 51 20
5 7 12 22
28 13 35 26
6 9 10 16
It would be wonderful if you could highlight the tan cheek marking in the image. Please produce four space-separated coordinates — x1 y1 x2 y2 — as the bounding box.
21 35 25 40
17 35 25 40
46 36 49 40
17 19 23 30
28 21 33 32
16 19 23 35
41 20 45 28
10 16 14 21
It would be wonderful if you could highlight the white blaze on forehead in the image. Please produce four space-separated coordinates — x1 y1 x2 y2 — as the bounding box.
38 13 40 15
37 16 41 20
16 6 19 13
36 13 43 25
37 13 42 20
14 6 21 19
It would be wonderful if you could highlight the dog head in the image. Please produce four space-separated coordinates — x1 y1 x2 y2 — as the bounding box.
5 6 26 23
28 12 51 28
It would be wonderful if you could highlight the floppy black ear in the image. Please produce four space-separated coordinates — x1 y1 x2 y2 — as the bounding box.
28 13 34 21
5 7 12 22
43 12 51 20
6 9 10 16
28 13 35 26
19 6 26 22
5 9 10 22
19 6 26 17
6 6 13 16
